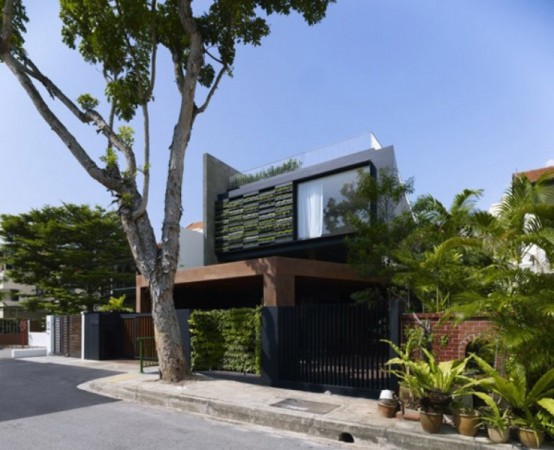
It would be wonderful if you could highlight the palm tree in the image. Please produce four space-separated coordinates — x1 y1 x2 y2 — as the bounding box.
391 189 488 312
452 174 554 382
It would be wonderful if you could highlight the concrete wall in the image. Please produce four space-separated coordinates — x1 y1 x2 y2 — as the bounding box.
28 331 49 347
203 154 241 265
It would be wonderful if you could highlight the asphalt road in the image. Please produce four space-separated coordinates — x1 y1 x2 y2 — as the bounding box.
0 360 364 449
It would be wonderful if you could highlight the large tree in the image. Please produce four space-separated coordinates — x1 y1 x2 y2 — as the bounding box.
0 0 335 381
0 204 135 314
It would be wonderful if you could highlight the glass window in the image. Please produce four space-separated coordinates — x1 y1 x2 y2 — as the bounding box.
297 167 369 240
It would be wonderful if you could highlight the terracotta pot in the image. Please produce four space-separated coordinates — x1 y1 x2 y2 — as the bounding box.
454 411 480 437
419 409 443 434
487 426 510 444
377 399 398 418
518 427 544 449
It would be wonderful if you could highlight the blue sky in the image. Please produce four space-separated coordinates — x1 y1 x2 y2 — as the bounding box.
2 1 554 238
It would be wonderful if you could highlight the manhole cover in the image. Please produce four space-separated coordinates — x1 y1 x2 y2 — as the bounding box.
271 398 339 415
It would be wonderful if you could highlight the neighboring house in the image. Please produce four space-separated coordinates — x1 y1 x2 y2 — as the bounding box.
514 165 554 273
136 133 409 312
0 264 40 319
177 222 205 270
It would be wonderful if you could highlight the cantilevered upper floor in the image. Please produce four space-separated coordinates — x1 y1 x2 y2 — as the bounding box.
203 133 408 265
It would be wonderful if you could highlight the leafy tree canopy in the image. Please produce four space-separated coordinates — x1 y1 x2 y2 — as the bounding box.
346 167 415 281
0 204 135 314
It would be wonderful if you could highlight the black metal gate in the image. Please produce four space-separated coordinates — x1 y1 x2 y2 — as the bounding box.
269 302 395 397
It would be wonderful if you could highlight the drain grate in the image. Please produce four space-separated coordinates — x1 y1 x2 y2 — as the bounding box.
271 398 339 415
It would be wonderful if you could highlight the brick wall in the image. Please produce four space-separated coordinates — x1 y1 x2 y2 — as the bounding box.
401 313 494 362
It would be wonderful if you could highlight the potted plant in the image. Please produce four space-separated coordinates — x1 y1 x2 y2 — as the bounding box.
451 402 481 437
472 392 511 443
377 390 400 418
382 328 428 406
471 355 554 449
386 345 476 433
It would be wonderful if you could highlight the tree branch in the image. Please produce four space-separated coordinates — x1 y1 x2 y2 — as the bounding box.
15 53 135 163
153 0 203 271
205 47 224 65
2 52 122 191
195 63 227 115
147 0 158 100
132 103 151 220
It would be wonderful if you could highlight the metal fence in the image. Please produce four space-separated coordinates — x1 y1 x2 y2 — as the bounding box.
0 319 19 334
274 302 394 396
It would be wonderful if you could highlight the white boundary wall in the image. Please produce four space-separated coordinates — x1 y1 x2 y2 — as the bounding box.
28 331 49 347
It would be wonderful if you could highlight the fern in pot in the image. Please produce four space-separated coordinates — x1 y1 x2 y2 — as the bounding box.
386 345 476 433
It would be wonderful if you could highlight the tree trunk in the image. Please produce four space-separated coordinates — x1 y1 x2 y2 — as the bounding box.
149 273 188 382
120 206 189 382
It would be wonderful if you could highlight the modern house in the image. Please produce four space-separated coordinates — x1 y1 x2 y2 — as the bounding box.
136 133 409 312
82 133 410 396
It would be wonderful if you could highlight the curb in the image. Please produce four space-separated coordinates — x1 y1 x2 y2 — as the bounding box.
84 379 509 450
12 348 47 358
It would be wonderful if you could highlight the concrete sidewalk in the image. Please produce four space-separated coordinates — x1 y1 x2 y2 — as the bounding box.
23 356 553 449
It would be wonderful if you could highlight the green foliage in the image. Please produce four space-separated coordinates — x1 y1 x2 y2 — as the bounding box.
0 204 135 314
448 176 554 381
76 93 99 110
230 159 303 188
393 237 482 312
385 342 477 413
350 170 554 383
100 147 118 169
189 307 261 374
346 167 415 281
189 310 225 370
97 295 133 313
58 0 336 121
117 126 134 148
473 391 511 432
60 0 154 120
472 354 554 434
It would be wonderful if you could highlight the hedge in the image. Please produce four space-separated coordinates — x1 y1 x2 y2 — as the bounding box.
189 307 261 374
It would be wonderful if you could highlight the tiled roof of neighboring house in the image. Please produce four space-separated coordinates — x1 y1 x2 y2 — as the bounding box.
185 221 204 232
513 166 554 183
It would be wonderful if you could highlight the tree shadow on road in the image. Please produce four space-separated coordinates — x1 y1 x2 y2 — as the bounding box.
0 360 121 422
